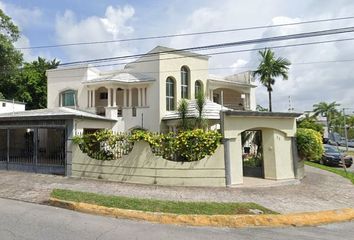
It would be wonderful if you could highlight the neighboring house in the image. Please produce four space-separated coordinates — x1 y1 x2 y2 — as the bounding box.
46 46 256 133
0 99 25 114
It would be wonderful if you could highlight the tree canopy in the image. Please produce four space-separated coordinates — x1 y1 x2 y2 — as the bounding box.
0 9 23 99
0 10 59 109
313 101 340 136
15 57 60 109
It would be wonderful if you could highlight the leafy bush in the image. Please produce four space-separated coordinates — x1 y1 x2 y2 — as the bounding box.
296 128 324 161
176 129 222 161
73 129 222 162
297 118 324 134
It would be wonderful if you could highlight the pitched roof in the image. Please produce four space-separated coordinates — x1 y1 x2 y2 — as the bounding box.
162 100 230 120
0 107 115 121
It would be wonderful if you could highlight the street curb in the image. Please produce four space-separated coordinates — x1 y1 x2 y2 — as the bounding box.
49 198 354 228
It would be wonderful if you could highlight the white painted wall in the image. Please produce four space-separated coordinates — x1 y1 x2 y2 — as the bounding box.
47 64 97 109
0 100 25 113
46 47 257 133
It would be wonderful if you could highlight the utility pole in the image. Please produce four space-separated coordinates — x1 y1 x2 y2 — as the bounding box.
343 108 349 152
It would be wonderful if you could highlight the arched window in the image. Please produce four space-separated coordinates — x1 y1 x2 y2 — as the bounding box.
60 90 77 107
166 77 175 111
195 80 203 98
181 66 189 99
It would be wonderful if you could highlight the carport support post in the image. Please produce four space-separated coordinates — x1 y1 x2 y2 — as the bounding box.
6 129 9 170
223 138 232 187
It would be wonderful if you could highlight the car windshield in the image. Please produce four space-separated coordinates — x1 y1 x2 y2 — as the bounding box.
324 146 340 153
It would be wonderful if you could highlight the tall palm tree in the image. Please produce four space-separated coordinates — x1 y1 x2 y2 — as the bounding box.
253 48 291 112
313 101 340 137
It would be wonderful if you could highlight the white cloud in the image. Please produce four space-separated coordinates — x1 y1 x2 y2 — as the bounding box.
166 0 354 112
55 5 137 64
0 1 44 61
0 1 42 27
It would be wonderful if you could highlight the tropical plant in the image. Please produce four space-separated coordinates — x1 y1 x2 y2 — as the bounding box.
296 128 324 161
195 91 207 129
177 99 190 130
253 48 291 112
297 117 324 134
312 101 340 137
73 129 222 162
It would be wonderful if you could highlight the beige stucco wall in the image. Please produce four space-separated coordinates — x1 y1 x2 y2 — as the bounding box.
222 114 297 184
47 65 98 109
71 141 226 187
159 53 209 131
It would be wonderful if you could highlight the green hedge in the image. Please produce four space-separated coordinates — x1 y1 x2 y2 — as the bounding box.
73 129 222 162
296 128 324 161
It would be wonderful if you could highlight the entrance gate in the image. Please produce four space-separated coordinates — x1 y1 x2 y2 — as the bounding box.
0 127 66 175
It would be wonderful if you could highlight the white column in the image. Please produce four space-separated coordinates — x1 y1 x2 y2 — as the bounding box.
142 87 145 106
221 90 224 106
107 88 112 107
113 88 117 107
210 89 214 101
138 88 142 107
128 88 132 107
92 89 95 107
88 90 91 108
123 88 127 107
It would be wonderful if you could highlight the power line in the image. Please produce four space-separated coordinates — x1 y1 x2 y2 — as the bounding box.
16 15 354 50
43 57 354 80
4 35 354 76
59 26 354 66
57 36 354 70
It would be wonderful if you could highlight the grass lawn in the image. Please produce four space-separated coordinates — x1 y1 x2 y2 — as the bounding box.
305 161 354 184
346 151 354 157
51 189 276 215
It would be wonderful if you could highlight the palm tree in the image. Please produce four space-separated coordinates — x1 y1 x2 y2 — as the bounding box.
177 99 189 130
253 48 291 112
195 91 207 129
313 101 340 137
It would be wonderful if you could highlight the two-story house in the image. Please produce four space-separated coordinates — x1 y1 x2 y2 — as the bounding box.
46 46 256 133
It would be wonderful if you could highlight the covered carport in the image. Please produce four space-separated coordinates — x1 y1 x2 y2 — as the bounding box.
0 108 115 175
221 110 303 185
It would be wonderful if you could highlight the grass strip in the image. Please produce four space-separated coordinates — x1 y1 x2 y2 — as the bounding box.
305 161 354 184
51 189 276 215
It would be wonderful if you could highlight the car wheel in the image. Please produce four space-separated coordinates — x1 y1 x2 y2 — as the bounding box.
345 164 352 168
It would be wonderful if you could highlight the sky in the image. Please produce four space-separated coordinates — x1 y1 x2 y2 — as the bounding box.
1 0 354 112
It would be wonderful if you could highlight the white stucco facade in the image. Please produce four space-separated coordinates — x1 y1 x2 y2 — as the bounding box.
46 46 257 132
0 100 25 114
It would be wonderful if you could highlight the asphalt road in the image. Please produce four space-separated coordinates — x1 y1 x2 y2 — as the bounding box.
0 198 353 240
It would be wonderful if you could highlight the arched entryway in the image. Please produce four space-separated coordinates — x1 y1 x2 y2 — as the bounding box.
221 111 302 185
241 130 264 178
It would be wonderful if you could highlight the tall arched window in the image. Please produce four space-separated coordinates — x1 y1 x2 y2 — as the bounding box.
195 80 203 98
166 77 175 111
181 66 190 99
60 90 77 107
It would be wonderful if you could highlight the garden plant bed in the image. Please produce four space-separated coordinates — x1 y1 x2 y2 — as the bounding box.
51 189 276 215
305 161 354 184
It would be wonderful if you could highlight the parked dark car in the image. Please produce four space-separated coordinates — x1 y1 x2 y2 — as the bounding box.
321 144 353 167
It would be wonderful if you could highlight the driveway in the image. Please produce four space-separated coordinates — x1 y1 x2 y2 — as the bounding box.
0 165 353 214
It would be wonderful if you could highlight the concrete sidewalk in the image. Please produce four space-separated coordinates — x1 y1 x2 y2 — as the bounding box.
0 165 353 214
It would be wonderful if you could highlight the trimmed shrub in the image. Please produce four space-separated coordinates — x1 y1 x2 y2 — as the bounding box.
73 129 222 162
296 128 324 161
